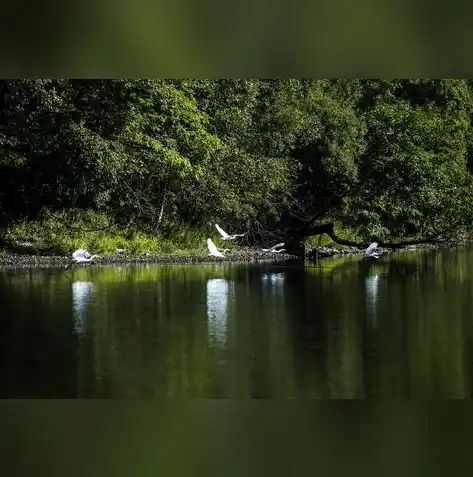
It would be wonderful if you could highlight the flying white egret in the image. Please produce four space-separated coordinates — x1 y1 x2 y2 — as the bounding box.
262 242 286 253
207 238 225 258
215 224 245 240
65 249 98 270
364 242 380 259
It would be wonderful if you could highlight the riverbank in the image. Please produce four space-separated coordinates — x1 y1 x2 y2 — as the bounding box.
0 246 299 269
4 212 470 269
1 239 468 269
306 238 471 260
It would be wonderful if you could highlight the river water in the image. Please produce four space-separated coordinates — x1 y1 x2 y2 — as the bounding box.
1 246 473 398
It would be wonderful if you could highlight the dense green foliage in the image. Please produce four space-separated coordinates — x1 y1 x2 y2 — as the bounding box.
2 79 473 247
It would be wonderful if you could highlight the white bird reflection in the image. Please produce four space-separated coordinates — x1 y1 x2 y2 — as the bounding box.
365 274 380 327
206 278 229 348
72 281 95 336
261 272 285 286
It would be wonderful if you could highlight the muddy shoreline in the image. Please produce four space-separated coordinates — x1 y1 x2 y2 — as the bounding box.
306 238 472 259
0 247 299 269
0 239 470 269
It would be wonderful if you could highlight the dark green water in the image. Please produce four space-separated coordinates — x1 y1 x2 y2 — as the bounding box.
1 246 473 398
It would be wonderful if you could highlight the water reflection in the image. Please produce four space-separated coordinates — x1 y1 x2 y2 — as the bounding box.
3 248 473 398
72 281 94 336
261 272 285 284
206 278 229 348
365 273 380 328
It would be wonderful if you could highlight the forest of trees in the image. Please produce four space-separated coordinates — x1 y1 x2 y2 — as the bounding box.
2 79 473 250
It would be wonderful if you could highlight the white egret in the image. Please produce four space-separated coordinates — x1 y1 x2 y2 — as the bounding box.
262 242 286 253
72 249 98 263
364 242 380 259
215 224 245 240
65 249 98 270
207 238 225 258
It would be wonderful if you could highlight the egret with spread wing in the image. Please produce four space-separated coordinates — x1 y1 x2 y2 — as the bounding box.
364 242 380 259
262 242 286 253
215 224 245 241
65 249 99 270
207 238 225 258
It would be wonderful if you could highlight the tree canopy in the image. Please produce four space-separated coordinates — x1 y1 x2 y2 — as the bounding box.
2 79 473 245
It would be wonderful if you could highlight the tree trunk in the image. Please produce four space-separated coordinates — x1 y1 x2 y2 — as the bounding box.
285 221 448 259
286 236 306 260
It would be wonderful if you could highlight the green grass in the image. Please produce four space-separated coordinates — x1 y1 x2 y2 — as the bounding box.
5 210 220 256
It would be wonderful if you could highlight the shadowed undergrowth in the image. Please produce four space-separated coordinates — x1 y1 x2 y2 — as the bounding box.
3 211 234 256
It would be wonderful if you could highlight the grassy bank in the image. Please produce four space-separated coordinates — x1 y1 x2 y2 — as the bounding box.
3 210 226 257
3 210 461 262
3 210 365 256
0 211 301 268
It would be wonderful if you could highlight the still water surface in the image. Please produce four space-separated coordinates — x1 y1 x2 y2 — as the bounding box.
2 247 473 398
